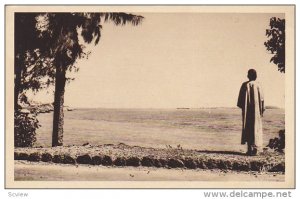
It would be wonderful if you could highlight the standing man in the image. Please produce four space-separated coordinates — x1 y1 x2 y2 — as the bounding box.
237 69 265 156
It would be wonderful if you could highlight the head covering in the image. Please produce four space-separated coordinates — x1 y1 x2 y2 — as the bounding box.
247 69 257 81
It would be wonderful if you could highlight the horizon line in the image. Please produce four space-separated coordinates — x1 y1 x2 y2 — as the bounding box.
66 106 284 110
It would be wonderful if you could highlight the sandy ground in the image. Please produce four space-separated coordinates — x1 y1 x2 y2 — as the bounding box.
14 160 284 181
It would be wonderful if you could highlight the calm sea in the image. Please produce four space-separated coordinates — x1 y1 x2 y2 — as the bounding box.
35 108 285 152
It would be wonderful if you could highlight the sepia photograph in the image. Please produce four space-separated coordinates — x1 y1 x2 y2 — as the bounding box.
5 5 295 188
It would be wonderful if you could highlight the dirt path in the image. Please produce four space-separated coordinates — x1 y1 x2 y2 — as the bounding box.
15 160 284 181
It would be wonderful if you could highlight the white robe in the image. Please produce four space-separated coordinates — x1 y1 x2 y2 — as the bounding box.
237 80 264 148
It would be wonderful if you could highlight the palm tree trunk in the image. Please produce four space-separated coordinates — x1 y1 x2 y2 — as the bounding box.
52 63 66 147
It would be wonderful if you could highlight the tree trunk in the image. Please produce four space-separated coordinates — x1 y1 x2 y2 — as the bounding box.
52 64 66 147
14 68 21 111
14 56 22 111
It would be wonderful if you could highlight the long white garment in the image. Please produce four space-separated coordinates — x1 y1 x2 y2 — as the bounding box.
237 80 264 148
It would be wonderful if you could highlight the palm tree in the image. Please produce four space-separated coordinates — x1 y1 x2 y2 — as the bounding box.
35 13 144 146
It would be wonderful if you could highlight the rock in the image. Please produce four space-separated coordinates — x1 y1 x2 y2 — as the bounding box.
63 155 76 164
223 160 233 170
14 152 19 160
240 162 251 171
92 156 102 165
126 157 141 167
53 155 64 163
217 160 228 170
269 163 285 172
153 159 163 167
206 159 218 169
41 153 53 162
102 155 113 166
12 142 284 174
167 158 184 168
232 162 239 170
28 152 41 162
250 161 264 171
233 161 250 171
141 157 154 167
161 159 169 167
196 160 208 169
24 102 54 114
16 152 29 160
113 157 126 166
184 158 197 169
152 158 168 167
76 154 92 164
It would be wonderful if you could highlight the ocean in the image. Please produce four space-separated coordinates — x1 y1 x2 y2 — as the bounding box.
35 108 285 152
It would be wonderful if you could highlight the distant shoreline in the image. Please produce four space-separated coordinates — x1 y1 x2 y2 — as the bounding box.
62 106 284 110
24 102 284 112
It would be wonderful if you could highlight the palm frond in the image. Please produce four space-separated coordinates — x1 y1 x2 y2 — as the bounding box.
101 12 144 26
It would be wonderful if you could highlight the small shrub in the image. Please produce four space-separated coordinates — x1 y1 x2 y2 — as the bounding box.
267 129 285 153
14 110 40 147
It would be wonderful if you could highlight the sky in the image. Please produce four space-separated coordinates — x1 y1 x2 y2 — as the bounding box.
28 13 285 108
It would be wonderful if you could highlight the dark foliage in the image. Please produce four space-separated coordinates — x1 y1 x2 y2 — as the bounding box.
15 13 55 107
14 13 55 147
264 17 285 73
14 111 40 147
267 129 285 152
